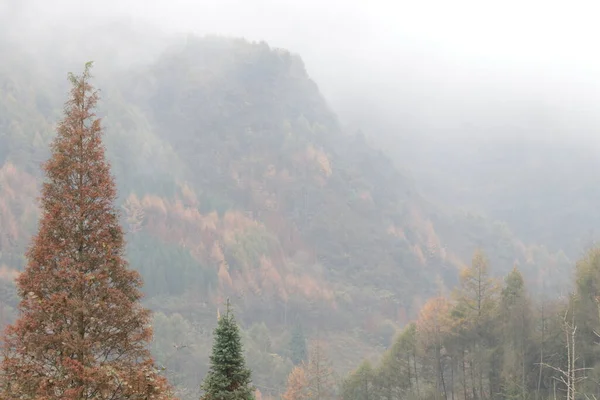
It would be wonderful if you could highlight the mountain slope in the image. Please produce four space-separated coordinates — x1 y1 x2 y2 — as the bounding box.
0 28 572 397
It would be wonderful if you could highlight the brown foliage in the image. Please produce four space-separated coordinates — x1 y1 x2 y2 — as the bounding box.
303 145 332 179
416 297 451 347
283 341 336 400
0 64 174 399
282 366 309 400
134 187 334 304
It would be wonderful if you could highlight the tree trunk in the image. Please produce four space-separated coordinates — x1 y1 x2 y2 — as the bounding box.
470 359 477 400
462 350 467 400
451 355 455 400
414 345 420 399
440 356 448 400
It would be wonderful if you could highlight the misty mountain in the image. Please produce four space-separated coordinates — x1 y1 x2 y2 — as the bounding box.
0 21 574 397
350 111 600 259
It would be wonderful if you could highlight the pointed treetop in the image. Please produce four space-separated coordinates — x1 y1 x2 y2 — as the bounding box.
67 60 94 85
226 297 232 318
201 299 254 400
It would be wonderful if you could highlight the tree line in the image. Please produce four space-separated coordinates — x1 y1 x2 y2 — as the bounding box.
338 247 600 400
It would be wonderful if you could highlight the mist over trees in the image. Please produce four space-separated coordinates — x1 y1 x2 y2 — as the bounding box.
1 2 600 399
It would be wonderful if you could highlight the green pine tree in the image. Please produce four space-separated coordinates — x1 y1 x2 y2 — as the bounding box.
289 320 308 365
201 299 255 400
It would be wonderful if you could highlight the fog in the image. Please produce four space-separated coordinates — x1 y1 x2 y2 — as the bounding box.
3 0 600 254
4 0 600 146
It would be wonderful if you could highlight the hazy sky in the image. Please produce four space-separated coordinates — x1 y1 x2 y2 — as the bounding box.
5 0 600 143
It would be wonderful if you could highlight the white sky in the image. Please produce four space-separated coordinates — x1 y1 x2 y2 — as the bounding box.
4 0 600 142
42 0 598 68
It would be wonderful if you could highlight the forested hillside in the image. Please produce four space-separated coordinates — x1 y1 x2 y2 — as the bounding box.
341 248 600 400
0 23 575 398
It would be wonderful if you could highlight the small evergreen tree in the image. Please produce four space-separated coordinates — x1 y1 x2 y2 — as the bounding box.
201 299 254 400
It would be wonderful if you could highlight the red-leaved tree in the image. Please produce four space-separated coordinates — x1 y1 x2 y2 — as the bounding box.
0 63 174 399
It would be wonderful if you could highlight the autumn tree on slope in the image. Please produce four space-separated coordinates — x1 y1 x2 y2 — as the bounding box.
499 267 532 398
452 249 499 400
283 365 309 400
0 63 173 399
201 299 254 400
283 340 335 400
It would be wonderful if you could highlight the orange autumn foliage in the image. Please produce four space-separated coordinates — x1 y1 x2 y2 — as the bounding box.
282 366 309 400
416 297 451 348
129 187 334 305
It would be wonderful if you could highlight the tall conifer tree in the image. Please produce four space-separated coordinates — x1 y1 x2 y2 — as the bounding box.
200 299 254 400
289 320 308 365
0 63 172 399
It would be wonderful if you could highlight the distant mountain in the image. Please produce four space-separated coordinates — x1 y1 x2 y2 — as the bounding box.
0 25 572 398
404 136 600 258
344 91 600 261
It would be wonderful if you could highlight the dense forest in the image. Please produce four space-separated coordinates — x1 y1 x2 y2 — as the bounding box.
0 19 596 399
